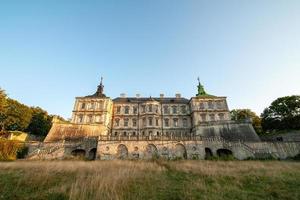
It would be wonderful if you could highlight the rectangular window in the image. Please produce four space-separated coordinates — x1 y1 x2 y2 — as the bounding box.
149 117 153 126
116 106 121 114
81 103 85 109
78 115 83 123
164 118 169 127
143 118 146 126
172 106 177 114
132 119 137 127
115 119 120 127
133 107 138 114
181 106 186 114
148 105 152 112
141 105 146 113
201 114 207 122
124 119 129 127
200 103 205 109
183 118 188 127
208 101 214 109
173 118 178 127
156 118 159 126
164 106 169 114
125 106 129 114
209 114 215 121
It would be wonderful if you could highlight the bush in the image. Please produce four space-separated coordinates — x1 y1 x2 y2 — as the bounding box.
0 139 25 161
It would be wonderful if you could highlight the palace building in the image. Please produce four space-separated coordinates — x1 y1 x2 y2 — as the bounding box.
45 77 258 142
31 77 299 161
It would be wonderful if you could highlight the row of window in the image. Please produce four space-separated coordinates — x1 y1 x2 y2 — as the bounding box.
112 131 189 137
114 117 189 128
79 102 104 110
198 101 225 110
200 113 225 122
77 115 102 123
115 105 188 115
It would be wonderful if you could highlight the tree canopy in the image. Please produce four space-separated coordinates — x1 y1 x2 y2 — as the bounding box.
261 95 300 132
0 87 65 139
230 109 262 134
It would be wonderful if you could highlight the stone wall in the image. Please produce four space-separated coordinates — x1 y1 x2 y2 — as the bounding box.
25 139 300 161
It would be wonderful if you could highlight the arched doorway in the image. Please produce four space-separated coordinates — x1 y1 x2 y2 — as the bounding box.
71 149 86 159
117 144 128 159
88 148 97 160
175 144 187 159
205 148 213 159
145 144 158 159
217 149 233 158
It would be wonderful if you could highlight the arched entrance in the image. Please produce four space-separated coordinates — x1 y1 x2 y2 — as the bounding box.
205 148 213 159
88 148 97 160
145 144 158 159
174 144 187 159
117 144 128 159
217 149 233 158
71 149 86 159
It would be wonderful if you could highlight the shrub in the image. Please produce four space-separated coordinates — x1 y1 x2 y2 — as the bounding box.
0 139 25 161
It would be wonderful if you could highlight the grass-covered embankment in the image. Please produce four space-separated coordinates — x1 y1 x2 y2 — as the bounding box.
0 160 299 200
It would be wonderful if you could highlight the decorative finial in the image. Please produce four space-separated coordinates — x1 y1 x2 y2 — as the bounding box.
197 77 200 85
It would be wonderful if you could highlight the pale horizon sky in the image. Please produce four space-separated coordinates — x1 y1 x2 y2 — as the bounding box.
0 0 299 119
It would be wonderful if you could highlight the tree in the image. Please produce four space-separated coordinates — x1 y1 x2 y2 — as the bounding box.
0 88 8 132
231 109 262 134
4 99 32 131
261 95 300 132
26 107 53 137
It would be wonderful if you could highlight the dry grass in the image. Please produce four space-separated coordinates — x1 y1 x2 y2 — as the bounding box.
0 160 299 200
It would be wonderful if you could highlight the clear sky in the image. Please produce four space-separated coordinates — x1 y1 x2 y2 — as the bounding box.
0 0 299 119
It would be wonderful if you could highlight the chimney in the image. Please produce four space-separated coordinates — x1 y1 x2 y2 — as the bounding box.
120 93 126 98
175 93 181 98
160 94 164 98
136 94 141 98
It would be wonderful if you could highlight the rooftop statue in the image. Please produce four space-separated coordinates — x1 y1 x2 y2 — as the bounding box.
196 77 208 96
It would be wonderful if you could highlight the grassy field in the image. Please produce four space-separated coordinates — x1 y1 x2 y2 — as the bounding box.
0 160 299 200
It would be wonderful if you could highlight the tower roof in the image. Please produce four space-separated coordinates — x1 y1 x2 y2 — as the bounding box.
86 77 107 98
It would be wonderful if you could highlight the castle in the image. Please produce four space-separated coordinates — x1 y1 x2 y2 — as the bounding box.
27 78 299 160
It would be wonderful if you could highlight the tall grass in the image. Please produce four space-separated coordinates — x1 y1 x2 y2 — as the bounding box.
0 160 299 200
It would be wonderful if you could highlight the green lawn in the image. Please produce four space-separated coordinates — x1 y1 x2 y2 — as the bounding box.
0 160 299 200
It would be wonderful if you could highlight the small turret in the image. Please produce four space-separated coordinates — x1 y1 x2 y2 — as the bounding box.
93 77 106 97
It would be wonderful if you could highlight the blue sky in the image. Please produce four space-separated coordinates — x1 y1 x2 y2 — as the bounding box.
0 0 299 119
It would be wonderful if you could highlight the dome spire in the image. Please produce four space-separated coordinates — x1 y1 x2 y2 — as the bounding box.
94 76 106 97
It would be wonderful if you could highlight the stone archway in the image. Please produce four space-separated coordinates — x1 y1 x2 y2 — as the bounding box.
174 144 187 159
205 148 213 159
117 144 128 159
88 148 97 160
71 149 86 159
145 144 158 159
217 149 233 158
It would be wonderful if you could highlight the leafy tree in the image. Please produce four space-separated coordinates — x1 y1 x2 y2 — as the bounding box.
0 88 8 132
231 109 262 134
26 107 53 137
261 95 300 132
4 99 32 131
